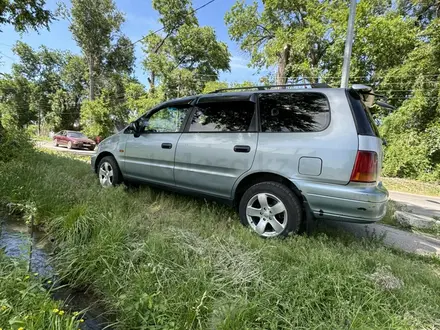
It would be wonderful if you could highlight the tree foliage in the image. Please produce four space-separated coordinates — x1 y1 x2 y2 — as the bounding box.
142 0 230 98
0 0 52 32
62 0 134 100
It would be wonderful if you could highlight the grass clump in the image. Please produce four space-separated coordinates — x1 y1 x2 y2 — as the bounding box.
0 253 84 330
382 177 440 197
0 149 440 329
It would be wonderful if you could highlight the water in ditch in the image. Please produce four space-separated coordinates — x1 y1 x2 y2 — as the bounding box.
0 216 113 330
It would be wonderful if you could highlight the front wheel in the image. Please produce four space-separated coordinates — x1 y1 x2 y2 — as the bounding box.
67 141 73 149
97 156 122 187
53 139 58 147
239 182 303 238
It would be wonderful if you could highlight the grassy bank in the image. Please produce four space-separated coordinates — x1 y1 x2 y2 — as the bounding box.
382 177 440 197
0 253 83 330
1 150 440 329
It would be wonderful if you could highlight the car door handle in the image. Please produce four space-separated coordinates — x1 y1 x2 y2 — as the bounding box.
161 143 172 149
234 145 251 153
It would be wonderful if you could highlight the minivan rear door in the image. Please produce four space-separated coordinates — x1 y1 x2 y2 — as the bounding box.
174 94 258 199
346 89 384 178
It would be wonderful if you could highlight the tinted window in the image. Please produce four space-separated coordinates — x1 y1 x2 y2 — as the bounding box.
259 92 330 132
347 90 380 137
142 106 191 133
189 101 255 132
67 132 86 138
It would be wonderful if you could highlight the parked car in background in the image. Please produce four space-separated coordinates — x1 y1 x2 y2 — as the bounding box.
91 84 389 238
53 130 96 151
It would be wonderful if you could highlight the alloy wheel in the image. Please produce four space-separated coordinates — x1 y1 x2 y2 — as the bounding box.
99 162 114 187
246 193 288 237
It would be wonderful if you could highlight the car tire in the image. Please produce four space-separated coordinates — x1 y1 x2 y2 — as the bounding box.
67 141 72 149
97 156 123 188
239 181 303 238
53 139 58 147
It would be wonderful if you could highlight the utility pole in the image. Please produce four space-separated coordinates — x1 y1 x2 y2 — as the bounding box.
340 0 357 88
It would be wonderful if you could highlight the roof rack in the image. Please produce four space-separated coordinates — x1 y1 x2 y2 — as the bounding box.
210 83 331 93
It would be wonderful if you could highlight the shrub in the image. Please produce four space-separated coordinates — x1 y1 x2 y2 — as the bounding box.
0 127 34 162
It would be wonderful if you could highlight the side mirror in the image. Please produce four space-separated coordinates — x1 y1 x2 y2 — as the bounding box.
129 122 141 138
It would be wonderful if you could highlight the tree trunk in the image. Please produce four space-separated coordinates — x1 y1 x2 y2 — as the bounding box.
148 71 156 92
276 44 291 85
89 56 95 101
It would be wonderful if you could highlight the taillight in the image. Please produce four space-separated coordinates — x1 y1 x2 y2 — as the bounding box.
350 151 378 183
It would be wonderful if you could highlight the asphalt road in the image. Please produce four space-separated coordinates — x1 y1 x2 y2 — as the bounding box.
325 191 440 256
324 220 440 256
37 140 96 156
389 190 440 218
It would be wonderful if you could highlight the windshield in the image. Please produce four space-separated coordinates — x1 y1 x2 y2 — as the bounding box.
67 132 87 138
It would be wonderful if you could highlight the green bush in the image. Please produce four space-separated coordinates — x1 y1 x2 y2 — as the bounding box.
380 89 440 182
0 127 34 162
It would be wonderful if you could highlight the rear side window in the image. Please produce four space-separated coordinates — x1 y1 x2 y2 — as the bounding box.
259 92 330 132
347 89 380 137
189 101 256 132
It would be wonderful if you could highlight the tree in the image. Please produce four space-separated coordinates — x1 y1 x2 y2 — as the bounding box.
379 17 440 180
0 0 52 32
225 0 418 86
63 0 133 101
0 73 34 128
225 0 347 84
142 0 230 98
202 81 228 94
1 42 90 132
125 79 163 121
10 41 65 132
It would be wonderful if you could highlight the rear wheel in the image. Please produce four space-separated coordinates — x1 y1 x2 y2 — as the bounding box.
97 156 122 187
239 182 303 238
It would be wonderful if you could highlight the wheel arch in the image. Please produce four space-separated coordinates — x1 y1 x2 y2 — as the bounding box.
94 151 117 173
233 172 304 207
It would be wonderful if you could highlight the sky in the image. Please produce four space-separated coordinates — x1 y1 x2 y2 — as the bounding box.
0 0 271 86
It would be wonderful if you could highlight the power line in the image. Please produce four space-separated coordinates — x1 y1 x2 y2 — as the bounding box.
131 0 216 46
0 51 17 62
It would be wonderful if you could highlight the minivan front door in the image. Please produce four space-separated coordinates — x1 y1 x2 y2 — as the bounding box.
124 105 192 185
174 96 258 199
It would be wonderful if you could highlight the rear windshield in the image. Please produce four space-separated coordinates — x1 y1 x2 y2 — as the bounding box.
347 89 380 137
67 132 87 138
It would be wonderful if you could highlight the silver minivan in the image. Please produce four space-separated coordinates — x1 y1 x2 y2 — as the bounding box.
91 84 388 238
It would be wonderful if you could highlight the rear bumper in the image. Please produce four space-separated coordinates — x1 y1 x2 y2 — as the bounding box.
295 180 388 223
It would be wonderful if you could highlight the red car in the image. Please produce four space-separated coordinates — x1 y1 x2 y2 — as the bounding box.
53 130 96 151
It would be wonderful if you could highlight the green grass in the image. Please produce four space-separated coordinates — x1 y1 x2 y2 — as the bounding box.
382 177 440 197
1 150 440 329
0 253 84 330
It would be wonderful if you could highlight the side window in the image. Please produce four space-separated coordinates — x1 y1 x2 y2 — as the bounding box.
189 101 256 132
259 92 330 133
143 106 191 133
